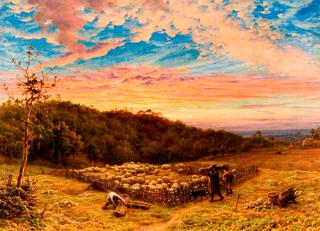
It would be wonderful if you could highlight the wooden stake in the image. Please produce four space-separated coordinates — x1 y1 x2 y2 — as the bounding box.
234 193 241 211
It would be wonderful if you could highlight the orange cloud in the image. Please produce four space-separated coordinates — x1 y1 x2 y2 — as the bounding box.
239 103 290 109
55 64 320 111
2 64 320 130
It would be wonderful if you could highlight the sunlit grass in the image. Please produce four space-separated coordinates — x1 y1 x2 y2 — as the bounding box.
1 149 320 230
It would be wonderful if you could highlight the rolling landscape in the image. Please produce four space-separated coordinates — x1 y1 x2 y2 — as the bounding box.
0 0 320 230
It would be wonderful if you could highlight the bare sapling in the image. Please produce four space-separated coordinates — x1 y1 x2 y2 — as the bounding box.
3 46 57 187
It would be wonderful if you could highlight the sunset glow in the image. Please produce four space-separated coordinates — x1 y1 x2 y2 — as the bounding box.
1 0 319 130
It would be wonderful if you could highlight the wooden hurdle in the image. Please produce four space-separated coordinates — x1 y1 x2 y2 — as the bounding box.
63 165 259 207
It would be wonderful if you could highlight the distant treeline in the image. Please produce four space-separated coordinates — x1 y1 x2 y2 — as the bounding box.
0 101 246 166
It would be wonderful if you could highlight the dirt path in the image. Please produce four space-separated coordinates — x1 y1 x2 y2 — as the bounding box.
137 200 208 231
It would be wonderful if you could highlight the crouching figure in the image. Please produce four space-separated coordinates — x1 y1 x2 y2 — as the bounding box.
102 191 128 210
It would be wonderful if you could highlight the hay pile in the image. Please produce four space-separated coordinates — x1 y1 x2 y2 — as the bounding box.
244 198 273 211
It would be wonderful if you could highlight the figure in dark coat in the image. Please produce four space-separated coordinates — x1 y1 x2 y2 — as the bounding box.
207 165 224 202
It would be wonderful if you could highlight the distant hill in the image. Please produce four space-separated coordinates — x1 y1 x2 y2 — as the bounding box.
235 129 310 142
0 101 243 166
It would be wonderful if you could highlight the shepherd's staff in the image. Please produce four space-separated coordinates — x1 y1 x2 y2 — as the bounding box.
234 193 241 211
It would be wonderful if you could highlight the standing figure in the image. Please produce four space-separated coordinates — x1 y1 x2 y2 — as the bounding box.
102 191 128 210
223 167 234 195
207 165 224 202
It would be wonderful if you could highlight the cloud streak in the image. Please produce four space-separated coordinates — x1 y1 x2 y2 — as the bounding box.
56 65 320 110
43 39 123 67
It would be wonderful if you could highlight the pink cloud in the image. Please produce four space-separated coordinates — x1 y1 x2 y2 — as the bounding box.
139 0 168 10
28 0 120 66
85 0 116 10
43 39 123 67
29 0 84 52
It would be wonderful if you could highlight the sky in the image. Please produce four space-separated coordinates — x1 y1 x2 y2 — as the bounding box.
0 0 319 131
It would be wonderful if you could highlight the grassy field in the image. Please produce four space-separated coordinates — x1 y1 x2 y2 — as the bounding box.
197 149 320 171
1 149 320 230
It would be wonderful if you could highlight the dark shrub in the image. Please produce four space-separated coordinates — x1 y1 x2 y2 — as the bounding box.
0 174 42 228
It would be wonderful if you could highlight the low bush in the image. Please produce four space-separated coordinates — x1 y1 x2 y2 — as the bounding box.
0 174 43 229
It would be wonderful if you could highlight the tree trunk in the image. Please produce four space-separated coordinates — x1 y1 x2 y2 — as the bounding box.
17 107 31 188
54 150 59 164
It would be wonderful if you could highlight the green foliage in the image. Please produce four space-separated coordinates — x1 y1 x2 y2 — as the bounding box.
0 189 27 219
0 100 244 165
182 215 215 229
0 173 43 229
0 103 24 158
240 131 274 151
310 128 320 140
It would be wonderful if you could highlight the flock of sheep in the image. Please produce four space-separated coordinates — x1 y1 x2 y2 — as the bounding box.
70 162 209 193
64 162 259 206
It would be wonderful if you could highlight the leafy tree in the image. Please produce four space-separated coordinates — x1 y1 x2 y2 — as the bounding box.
0 100 246 165
53 122 83 166
311 128 320 140
87 143 102 163
253 130 262 139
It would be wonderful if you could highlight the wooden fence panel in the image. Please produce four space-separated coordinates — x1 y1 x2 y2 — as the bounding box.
63 166 259 207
